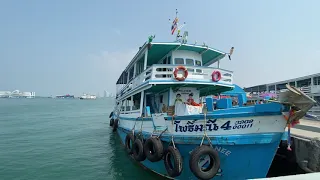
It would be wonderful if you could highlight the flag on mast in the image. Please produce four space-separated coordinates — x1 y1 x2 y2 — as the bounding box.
171 17 179 35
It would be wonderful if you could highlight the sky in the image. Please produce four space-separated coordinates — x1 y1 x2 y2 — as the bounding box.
1 0 319 96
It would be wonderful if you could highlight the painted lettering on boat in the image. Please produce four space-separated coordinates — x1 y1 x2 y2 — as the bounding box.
215 146 231 156
174 119 254 132
233 119 254 129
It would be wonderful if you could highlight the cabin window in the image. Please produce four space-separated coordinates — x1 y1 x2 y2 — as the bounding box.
121 100 125 111
185 58 194 72
174 58 184 65
168 56 171 64
129 67 134 81
195 60 201 66
186 59 194 65
125 98 131 111
132 92 141 110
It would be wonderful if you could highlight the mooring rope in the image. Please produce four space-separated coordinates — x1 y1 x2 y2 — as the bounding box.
200 105 213 147
171 115 176 149
131 117 139 136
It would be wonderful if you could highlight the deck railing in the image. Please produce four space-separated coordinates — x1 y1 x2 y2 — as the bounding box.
116 64 234 96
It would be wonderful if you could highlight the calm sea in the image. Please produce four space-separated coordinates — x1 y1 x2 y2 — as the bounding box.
0 98 162 180
0 98 301 180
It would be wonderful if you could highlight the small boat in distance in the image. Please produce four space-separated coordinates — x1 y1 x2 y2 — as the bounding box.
108 10 316 180
80 94 97 100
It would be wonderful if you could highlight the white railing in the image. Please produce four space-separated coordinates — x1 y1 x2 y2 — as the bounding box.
150 64 233 84
116 64 233 96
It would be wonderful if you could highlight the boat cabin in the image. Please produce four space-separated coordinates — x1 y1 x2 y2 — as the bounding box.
115 42 236 117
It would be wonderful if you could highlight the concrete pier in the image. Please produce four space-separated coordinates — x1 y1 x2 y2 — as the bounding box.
284 119 320 173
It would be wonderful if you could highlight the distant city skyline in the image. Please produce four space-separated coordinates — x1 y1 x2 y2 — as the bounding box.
1 0 319 96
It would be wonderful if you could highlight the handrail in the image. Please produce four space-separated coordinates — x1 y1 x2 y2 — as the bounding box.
116 64 234 95
117 66 153 95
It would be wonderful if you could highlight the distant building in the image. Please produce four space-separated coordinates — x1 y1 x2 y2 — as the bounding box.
104 90 112 98
244 73 320 115
0 90 35 98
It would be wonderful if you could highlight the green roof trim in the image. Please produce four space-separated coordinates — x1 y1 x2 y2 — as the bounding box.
147 42 226 66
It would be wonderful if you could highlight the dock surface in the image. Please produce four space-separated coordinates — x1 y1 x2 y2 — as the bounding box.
289 119 320 140
283 119 320 173
251 172 320 179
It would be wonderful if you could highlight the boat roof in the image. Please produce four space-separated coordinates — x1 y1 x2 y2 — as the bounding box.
123 41 227 73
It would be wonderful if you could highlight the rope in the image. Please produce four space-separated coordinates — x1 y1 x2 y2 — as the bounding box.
200 107 213 147
131 117 139 136
286 108 295 151
171 115 176 149
135 116 144 141
158 127 168 138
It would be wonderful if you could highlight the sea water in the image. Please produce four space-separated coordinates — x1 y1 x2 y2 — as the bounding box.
0 98 301 179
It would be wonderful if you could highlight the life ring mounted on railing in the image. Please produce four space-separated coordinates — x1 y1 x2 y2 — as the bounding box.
211 71 221 82
173 66 188 81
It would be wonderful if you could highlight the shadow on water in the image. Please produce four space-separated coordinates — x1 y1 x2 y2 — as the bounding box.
107 129 164 180
267 142 306 178
267 155 305 177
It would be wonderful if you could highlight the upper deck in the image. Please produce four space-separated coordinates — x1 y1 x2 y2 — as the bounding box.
115 42 234 100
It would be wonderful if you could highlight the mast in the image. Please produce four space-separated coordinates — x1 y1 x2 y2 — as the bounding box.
169 9 187 43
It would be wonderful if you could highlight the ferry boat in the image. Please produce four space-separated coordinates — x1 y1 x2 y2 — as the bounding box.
80 94 97 100
108 11 316 180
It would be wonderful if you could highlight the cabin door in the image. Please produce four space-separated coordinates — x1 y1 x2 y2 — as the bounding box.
145 94 158 115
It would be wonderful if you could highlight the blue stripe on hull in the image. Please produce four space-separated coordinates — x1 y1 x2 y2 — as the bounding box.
116 128 282 180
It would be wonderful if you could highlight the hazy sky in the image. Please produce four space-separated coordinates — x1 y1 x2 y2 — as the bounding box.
1 0 319 96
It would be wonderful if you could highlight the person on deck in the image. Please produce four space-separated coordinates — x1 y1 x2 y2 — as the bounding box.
174 94 183 105
161 104 167 113
185 93 201 106
174 93 185 116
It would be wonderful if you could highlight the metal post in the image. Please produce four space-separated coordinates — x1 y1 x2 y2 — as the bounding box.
144 93 147 116
133 63 137 78
130 96 133 111
143 50 148 70
140 91 145 116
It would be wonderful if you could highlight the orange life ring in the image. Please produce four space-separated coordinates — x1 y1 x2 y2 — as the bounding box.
212 71 221 82
173 66 188 81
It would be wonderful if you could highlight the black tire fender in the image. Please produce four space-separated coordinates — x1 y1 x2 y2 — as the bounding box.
144 137 164 162
110 118 114 127
112 119 119 132
132 139 146 161
189 145 220 180
109 111 114 118
164 146 183 177
125 133 135 154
